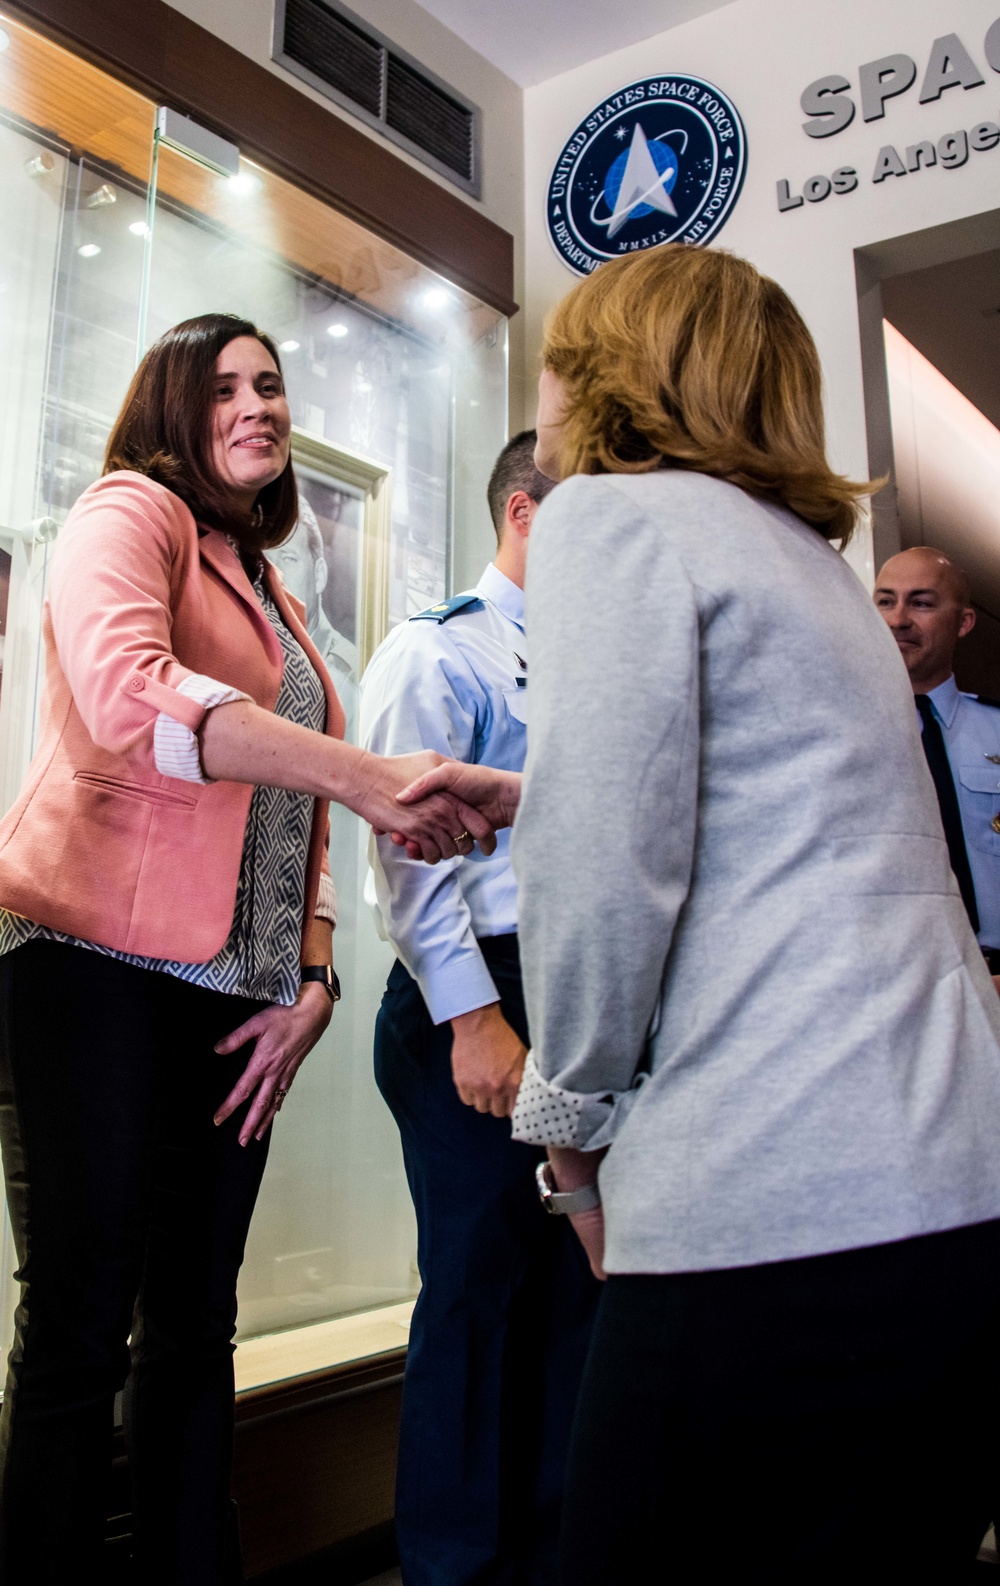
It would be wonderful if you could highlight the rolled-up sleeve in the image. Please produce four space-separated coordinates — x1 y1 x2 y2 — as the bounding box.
510 476 700 1152
153 674 251 783
48 475 225 758
511 1052 612 1147
315 870 338 925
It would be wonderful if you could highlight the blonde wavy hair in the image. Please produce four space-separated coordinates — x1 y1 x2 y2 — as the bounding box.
541 246 875 544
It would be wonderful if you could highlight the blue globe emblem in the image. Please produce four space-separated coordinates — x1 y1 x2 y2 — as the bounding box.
546 75 747 277
604 138 678 221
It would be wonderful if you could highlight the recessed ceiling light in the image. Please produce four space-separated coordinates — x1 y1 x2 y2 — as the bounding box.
128 220 150 237
279 339 300 352
77 243 101 258
326 322 349 339
227 171 259 196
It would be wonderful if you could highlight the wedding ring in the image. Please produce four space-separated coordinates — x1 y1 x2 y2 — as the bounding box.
274 1087 288 1110
454 830 471 844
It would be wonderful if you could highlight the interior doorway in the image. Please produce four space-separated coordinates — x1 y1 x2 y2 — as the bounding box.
855 208 1000 696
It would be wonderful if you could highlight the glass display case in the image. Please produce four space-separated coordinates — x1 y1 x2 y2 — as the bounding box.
0 12 508 1388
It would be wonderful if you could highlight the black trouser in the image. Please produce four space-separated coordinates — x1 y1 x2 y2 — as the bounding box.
560 1219 1000 1584
374 935 599 1586
0 940 270 1585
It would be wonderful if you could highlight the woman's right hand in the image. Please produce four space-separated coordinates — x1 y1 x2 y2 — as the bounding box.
197 702 498 863
344 749 497 863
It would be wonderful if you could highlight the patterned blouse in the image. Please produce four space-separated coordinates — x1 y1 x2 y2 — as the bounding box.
0 563 330 1007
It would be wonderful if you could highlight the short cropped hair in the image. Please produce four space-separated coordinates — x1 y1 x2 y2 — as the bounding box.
541 246 875 544
104 312 297 550
486 430 555 539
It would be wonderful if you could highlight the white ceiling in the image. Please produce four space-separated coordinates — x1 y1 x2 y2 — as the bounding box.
412 0 736 87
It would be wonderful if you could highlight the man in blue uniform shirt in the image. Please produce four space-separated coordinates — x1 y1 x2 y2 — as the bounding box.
875 545 1000 984
360 432 598 1586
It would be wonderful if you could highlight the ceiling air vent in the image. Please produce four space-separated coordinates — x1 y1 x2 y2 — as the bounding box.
385 55 473 180
283 0 383 117
274 0 480 197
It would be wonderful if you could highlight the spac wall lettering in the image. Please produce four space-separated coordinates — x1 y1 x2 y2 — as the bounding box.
776 17 1000 212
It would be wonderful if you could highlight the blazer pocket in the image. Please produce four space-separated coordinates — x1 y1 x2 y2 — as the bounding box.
72 771 197 810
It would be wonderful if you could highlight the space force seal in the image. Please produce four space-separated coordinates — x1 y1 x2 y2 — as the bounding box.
546 74 747 277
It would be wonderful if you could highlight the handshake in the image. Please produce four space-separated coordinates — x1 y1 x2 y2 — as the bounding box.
361 754 523 865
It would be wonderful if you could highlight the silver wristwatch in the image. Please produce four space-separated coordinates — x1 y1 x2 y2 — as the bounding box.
535 1160 602 1216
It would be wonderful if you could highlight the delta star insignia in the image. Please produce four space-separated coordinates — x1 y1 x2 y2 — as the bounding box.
546 74 747 278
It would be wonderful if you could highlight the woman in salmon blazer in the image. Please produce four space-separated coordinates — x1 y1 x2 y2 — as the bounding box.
0 312 488 1584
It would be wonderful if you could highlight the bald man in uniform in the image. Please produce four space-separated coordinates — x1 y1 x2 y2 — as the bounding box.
874 546 1000 989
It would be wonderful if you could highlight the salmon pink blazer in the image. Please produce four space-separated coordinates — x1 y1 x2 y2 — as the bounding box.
0 472 346 962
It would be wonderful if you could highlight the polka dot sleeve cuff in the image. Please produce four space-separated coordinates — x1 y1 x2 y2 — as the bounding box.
511 1051 616 1149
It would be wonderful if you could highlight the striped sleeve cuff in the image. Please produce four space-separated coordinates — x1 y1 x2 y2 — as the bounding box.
153 673 250 784
315 871 338 925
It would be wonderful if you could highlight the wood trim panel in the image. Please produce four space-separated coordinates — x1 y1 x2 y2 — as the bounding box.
234 1355 404 1576
109 1352 406 1578
2 0 518 316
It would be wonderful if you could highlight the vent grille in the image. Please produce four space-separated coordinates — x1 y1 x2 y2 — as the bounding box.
284 0 382 117
385 56 472 181
275 0 479 195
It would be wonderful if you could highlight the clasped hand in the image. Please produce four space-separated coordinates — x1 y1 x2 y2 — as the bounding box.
358 751 501 864
451 1002 527 1118
388 762 523 860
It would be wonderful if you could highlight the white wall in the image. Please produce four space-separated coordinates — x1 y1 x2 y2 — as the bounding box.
163 0 527 423
523 0 1000 579
886 321 1000 607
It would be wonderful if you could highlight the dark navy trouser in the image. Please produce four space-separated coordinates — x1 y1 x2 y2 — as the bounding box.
374 934 599 1586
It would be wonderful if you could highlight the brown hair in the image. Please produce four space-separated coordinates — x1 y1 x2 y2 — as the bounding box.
104 313 297 550
541 246 876 544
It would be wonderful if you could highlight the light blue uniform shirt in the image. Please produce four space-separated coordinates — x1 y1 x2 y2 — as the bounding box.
360 563 527 1024
925 673 1000 951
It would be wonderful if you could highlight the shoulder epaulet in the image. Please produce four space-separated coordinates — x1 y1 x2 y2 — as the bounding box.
975 695 1000 709
409 593 482 624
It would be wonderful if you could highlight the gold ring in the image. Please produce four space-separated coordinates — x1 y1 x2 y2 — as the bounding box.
454 830 471 844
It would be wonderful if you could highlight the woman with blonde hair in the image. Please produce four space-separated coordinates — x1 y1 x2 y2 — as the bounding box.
398 246 1000 1578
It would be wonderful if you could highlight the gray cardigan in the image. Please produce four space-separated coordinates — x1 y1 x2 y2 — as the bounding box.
510 471 1000 1274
